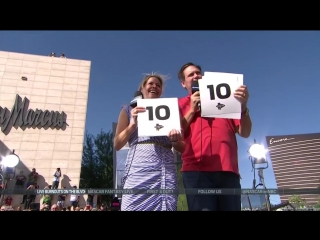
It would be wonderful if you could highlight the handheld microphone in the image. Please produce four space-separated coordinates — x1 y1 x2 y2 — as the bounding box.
130 91 143 108
191 81 200 108
191 81 199 94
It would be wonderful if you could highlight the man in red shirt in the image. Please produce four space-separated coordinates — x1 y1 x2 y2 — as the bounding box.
177 62 252 211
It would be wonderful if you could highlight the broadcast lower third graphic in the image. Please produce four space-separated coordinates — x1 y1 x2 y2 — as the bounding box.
0 188 320 195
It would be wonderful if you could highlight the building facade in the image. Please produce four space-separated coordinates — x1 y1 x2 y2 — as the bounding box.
0 50 91 207
266 133 320 206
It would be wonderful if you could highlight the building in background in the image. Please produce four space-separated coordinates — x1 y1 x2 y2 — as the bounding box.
0 50 91 206
266 132 320 206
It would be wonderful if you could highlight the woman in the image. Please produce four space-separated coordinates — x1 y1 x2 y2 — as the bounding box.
114 73 185 211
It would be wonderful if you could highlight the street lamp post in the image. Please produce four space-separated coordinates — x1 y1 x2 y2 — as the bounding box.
248 140 272 211
0 150 20 206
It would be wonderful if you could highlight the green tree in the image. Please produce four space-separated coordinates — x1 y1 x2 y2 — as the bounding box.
314 198 320 209
288 195 306 208
261 202 274 209
80 129 114 204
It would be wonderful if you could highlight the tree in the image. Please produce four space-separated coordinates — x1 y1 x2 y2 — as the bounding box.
80 129 114 204
316 179 320 208
261 202 274 209
288 195 306 208
313 197 320 208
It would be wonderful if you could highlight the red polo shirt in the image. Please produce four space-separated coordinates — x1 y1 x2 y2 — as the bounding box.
178 95 240 175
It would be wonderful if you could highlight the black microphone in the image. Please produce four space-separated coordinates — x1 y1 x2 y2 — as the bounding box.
191 81 199 94
191 81 200 108
130 91 143 108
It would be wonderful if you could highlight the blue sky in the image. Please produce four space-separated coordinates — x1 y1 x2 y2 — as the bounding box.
1 31 320 205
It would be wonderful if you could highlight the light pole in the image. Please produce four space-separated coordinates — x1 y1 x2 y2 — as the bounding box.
0 150 20 206
248 140 272 211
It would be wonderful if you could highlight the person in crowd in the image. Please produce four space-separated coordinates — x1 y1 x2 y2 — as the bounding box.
27 168 38 188
110 196 120 211
42 185 53 210
69 185 80 209
20 168 39 204
52 168 61 189
4 195 13 206
51 204 59 211
86 193 94 207
57 186 67 208
15 171 27 189
24 184 37 209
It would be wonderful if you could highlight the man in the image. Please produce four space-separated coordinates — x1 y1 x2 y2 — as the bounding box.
24 184 37 209
57 186 67 208
15 171 27 189
86 193 94 207
27 168 38 188
177 62 252 211
52 168 61 189
21 169 35 204
51 204 60 211
40 204 50 211
69 186 80 209
42 185 53 210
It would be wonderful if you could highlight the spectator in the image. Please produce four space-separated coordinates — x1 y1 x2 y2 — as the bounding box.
69 186 80 208
52 168 61 189
48 52 56 57
15 171 27 189
57 186 67 208
4 195 13 206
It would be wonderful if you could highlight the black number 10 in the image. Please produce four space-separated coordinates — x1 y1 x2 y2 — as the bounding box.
207 83 231 100
146 105 170 120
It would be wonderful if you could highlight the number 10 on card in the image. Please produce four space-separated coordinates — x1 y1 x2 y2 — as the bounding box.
199 73 243 119
137 98 181 137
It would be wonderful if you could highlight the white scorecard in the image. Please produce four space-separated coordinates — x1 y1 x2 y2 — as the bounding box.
137 98 181 137
199 72 243 119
